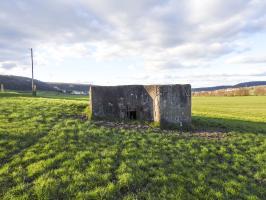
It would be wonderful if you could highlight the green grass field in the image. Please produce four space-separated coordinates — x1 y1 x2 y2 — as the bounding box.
0 93 265 199
192 96 266 133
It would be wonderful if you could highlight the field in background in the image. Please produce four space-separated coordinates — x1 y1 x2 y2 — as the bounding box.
36 91 89 101
193 96 266 133
0 91 89 101
193 96 266 122
0 93 265 199
193 86 266 97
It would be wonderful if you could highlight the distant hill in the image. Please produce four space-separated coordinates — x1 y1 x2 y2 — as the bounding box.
0 75 265 93
0 75 57 91
0 75 90 93
234 81 266 87
193 81 266 92
192 85 232 92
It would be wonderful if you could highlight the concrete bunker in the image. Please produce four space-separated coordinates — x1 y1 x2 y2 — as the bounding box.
89 84 191 129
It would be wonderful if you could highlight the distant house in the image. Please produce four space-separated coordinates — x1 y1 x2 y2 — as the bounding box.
71 90 88 95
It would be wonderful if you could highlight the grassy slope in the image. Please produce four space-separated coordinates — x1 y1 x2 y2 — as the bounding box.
0 94 265 199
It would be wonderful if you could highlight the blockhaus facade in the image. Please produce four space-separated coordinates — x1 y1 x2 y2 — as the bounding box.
89 84 191 128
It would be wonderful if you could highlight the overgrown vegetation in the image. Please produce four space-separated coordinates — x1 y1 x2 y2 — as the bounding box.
0 93 265 199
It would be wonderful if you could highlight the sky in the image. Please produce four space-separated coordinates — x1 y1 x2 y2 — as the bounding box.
0 0 266 87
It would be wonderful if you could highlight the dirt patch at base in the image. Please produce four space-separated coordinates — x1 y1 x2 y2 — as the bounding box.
92 120 229 139
93 120 152 131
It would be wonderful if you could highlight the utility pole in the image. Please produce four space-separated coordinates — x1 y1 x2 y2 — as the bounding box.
0 84 4 92
31 48 36 96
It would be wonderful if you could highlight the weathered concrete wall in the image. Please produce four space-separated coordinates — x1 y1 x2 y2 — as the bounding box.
143 85 160 123
89 84 191 129
90 85 154 121
159 84 191 128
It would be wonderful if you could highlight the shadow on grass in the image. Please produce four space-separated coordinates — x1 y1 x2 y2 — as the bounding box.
192 115 266 134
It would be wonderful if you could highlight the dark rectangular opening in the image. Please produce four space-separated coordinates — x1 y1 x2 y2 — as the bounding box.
127 111 137 120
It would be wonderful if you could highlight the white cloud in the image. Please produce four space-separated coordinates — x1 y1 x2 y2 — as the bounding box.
1 62 17 69
117 70 266 87
227 55 266 64
1 0 266 85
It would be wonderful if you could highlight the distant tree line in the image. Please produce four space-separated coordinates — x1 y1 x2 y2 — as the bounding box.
193 86 266 96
